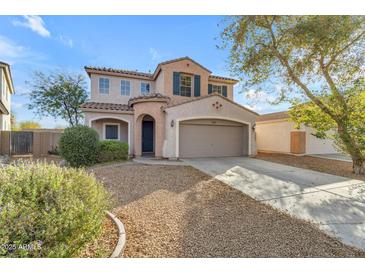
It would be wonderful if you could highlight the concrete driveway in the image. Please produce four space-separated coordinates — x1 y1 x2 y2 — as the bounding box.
182 157 365 251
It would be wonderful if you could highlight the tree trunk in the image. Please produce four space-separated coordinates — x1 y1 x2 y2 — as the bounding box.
337 124 364 175
353 159 364 175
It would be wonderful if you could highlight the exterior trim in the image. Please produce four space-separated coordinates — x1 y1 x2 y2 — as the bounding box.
0 62 15 93
175 116 252 158
0 101 9 115
88 116 131 154
102 122 120 140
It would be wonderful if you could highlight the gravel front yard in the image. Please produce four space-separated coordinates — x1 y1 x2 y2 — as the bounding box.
91 163 365 258
256 152 365 181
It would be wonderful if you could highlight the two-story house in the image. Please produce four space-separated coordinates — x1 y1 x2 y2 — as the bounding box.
81 57 258 159
0 62 14 131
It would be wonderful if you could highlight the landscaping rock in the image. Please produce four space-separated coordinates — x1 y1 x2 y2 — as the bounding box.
92 163 365 258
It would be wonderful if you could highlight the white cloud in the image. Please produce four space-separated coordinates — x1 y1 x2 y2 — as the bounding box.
245 89 274 103
12 16 51 37
0 36 26 59
149 48 161 61
58 35 73 48
12 102 24 109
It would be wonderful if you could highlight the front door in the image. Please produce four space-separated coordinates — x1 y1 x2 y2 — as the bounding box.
142 121 154 152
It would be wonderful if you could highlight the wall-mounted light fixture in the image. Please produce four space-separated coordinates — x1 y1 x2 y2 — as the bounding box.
252 123 256 131
170 119 175 127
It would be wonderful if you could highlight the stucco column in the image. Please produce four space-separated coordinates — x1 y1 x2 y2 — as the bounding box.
154 121 165 158
134 117 142 157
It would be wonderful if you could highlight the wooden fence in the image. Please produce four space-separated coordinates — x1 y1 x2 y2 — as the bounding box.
0 129 62 157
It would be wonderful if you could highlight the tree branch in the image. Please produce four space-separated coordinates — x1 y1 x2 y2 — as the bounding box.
326 30 365 68
265 25 338 121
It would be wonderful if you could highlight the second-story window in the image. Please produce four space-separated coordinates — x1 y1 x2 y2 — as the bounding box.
121 80 131 96
180 75 191 97
141 82 150 96
99 78 109 94
212 85 222 94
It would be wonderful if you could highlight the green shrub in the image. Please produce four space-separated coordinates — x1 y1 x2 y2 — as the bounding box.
97 140 128 163
0 162 110 258
59 125 99 167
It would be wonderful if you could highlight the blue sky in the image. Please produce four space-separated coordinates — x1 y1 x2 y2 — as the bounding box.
0 16 289 128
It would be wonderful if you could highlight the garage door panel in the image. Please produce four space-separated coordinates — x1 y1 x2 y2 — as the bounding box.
179 123 247 158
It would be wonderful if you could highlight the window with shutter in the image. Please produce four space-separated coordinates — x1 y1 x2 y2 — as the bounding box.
173 72 180 95
194 75 201 97
208 84 212 94
222 85 227 97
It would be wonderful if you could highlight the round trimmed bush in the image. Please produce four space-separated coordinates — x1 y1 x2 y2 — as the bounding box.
59 125 99 167
0 161 110 258
98 140 129 163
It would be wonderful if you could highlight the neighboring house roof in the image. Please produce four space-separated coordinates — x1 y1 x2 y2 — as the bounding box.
256 111 290 122
80 102 133 112
0 100 9 115
85 56 238 83
0 61 15 94
165 92 259 116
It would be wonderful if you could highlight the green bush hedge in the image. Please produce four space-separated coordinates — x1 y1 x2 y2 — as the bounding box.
59 125 99 167
0 162 110 258
98 140 128 163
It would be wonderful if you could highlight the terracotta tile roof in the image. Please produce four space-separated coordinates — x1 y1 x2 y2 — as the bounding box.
156 56 212 73
165 92 259 116
80 102 133 112
209 75 238 82
84 66 153 79
256 111 290 122
85 57 239 83
128 92 170 106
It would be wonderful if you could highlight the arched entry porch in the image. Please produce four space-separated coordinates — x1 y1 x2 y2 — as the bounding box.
141 115 155 156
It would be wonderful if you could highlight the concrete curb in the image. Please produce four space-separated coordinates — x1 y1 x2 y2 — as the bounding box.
105 210 126 258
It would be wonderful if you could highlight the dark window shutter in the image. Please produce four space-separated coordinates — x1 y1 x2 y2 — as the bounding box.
222 85 227 97
208 84 212 94
194 75 201 97
173 72 180 95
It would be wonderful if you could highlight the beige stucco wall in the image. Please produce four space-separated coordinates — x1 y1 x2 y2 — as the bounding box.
256 120 295 154
256 120 337 155
90 73 154 104
163 95 257 158
155 71 164 93
88 60 235 107
84 111 134 154
305 127 337 154
0 68 11 131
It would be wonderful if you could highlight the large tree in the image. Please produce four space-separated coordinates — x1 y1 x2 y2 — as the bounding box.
27 71 87 126
221 16 365 174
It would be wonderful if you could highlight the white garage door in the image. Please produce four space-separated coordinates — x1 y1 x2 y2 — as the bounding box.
179 119 248 158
